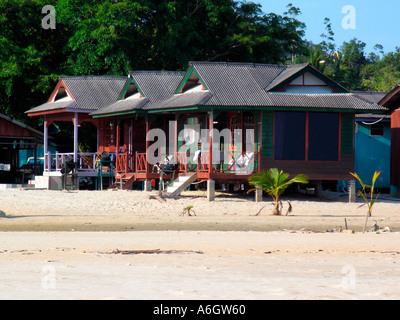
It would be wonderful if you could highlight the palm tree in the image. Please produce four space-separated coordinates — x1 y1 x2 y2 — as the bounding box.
249 168 308 215
308 45 326 71
350 171 381 233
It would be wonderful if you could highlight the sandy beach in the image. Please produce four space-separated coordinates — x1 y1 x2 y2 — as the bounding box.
1 188 400 232
1 188 400 300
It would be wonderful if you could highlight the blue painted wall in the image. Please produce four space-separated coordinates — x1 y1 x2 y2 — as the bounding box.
354 120 391 189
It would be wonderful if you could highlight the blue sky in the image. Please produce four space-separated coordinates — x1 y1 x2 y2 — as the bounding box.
256 0 399 55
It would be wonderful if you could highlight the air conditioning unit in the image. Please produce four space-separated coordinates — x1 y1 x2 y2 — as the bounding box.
0 164 11 171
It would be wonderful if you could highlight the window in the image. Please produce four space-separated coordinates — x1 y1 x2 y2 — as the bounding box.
370 124 384 136
274 111 340 161
274 112 306 160
308 112 339 161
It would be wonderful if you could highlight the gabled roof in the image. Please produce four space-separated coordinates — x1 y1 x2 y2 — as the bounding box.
93 71 185 116
147 61 386 112
352 91 387 104
378 84 400 112
26 76 127 115
265 63 348 93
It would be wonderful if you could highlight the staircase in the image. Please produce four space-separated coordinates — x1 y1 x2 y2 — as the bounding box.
164 172 198 198
109 173 137 190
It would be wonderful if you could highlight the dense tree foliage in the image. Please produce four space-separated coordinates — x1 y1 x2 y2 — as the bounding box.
295 17 400 92
0 0 308 123
0 0 399 125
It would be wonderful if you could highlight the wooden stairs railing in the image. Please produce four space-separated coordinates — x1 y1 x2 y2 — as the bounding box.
163 172 198 198
109 173 137 190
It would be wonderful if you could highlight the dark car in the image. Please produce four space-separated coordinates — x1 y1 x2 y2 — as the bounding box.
19 157 45 176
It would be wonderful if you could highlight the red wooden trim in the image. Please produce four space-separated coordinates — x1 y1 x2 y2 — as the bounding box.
208 113 213 174
287 84 330 87
305 111 309 161
116 120 120 156
27 108 68 117
49 80 75 102
272 111 276 160
258 110 262 172
48 80 63 102
338 113 342 162
279 83 334 92
145 115 150 174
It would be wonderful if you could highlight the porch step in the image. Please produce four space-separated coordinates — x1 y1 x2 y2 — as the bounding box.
108 174 137 190
164 172 198 198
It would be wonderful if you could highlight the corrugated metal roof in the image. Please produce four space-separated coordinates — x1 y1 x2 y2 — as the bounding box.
264 63 308 91
264 93 387 110
145 62 386 111
26 62 389 116
94 71 185 115
92 98 148 115
26 100 77 114
146 91 213 110
355 113 391 119
27 76 127 114
61 76 127 110
190 61 279 106
132 71 186 103
352 91 387 104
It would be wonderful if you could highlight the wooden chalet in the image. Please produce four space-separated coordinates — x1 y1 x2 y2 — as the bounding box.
90 62 386 199
26 76 126 183
91 71 186 189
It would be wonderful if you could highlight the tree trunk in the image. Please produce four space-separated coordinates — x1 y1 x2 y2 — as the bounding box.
272 201 281 215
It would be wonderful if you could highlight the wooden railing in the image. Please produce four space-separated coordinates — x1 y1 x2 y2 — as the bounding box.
44 150 260 176
135 152 147 173
196 151 259 174
44 152 102 173
127 150 259 175
115 152 134 174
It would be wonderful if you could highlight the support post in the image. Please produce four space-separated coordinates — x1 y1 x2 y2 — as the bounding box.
73 112 78 162
208 111 213 174
116 119 120 154
207 179 215 202
44 117 49 171
255 186 263 202
144 180 152 191
145 114 150 175
315 180 322 198
349 180 356 203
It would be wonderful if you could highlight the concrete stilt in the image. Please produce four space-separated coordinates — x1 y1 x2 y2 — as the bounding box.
144 180 152 191
207 180 215 202
255 186 263 202
348 180 356 203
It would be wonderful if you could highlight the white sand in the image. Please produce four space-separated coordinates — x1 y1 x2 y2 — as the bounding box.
1 188 400 232
1 189 400 299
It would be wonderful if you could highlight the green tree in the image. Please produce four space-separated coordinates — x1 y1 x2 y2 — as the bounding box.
1 0 308 124
0 0 65 122
361 47 400 92
340 39 367 88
